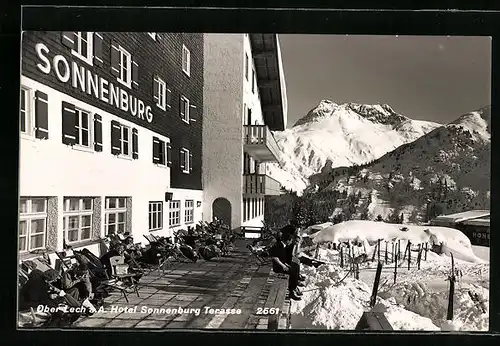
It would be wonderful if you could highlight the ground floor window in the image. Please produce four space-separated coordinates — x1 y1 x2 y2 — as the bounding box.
105 197 127 235
63 197 93 244
149 201 163 231
185 200 194 224
19 198 47 252
169 200 181 226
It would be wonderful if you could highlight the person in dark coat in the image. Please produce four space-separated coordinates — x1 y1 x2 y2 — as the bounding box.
100 243 143 281
19 269 80 311
60 264 93 303
270 225 306 301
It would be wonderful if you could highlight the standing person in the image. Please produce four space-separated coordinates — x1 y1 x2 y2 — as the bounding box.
270 225 306 301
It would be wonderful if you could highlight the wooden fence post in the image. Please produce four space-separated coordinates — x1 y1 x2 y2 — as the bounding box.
447 253 456 320
371 243 377 262
398 240 401 260
370 261 383 308
340 245 344 268
394 247 398 284
385 241 388 264
425 242 428 261
348 243 352 259
407 241 412 270
391 242 395 263
417 244 422 270
377 239 381 262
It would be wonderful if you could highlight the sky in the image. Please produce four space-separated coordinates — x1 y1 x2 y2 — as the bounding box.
278 35 491 128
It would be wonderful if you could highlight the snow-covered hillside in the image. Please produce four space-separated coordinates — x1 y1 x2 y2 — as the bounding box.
270 100 440 192
309 106 491 221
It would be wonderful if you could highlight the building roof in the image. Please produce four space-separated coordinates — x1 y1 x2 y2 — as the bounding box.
249 34 288 131
461 217 490 227
431 210 490 223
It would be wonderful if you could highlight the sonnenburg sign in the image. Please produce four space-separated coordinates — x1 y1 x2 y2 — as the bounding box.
35 43 154 123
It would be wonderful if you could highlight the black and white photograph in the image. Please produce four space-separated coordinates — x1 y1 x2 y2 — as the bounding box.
17 27 490 331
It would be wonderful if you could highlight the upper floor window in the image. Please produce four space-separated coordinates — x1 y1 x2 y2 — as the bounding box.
20 87 32 136
182 44 191 77
180 148 193 174
119 47 132 87
152 137 172 167
19 198 47 252
110 120 138 159
148 32 157 40
75 108 92 149
245 53 249 80
180 96 190 123
72 32 94 65
119 125 132 158
153 76 167 111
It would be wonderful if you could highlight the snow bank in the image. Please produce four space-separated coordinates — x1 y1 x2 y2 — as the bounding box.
312 220 484 264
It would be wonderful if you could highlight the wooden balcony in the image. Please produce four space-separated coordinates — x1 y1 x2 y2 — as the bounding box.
243 125 280 162
243 174 282 196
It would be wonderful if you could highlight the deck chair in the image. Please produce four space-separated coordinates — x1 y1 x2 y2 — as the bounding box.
247 244 272 265
98 256 140 303
55 249 80 271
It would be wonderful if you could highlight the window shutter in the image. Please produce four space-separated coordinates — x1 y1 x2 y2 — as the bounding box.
132 128 138 159
152 137 160 164
179 97 184 120
61 32 75 49
153 76 159 104
132 61 139 89
93 114 103 152
189 153 193 172
110 120 121 155
61 101 77 145
34 91 49 139
189 104 196 122
110 41 120 76
180 150 185 170
167 142 172 167
166 88 172 109
93 33 104 67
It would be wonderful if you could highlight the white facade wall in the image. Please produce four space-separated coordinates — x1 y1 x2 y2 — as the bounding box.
202 34 245 230
19 76 202 255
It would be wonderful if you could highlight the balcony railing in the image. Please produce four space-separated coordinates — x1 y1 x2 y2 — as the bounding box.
243 125 280 162
243 174 282 196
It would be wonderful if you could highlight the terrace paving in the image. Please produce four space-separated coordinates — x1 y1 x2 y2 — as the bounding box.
72 239 290 329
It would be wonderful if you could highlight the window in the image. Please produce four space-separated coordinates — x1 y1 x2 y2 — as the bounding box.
149 202 163 231
118 46 132 87
185 200 194 224
120 125 131 157
180 148 192 173
154 76 166 110
252 69 256 93
75 108 92 148
152 137 171 166
19 198 47 252
180 96 190 123
148 32 157 40
169 200 181 226
20 87 32 135
105 197 127 236
182 44 191 76
72 32 93 65
245 53 249 80
63 198 93 244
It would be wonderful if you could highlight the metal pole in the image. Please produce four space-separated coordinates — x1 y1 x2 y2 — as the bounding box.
385 241 388 264
370 261 383 308
398 240 401 260
391 242 394 263
340 245 344 268
377 239 381 262
408 241 412 270
394 246 398 284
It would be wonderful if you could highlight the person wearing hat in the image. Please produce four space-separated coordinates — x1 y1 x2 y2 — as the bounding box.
270 224 306 301
61 263 93 303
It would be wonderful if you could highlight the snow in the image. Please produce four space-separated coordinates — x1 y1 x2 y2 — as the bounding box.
290 221 489 331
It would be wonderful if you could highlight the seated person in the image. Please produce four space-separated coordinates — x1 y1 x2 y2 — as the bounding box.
270 225 306 301
123 236 143 260
19 269 80 311
61 264 94 304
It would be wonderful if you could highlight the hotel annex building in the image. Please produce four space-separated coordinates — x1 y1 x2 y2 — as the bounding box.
18 32 287 261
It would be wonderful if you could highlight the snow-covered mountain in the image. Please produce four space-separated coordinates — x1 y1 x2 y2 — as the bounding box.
269 100 440 192
308 106 491 222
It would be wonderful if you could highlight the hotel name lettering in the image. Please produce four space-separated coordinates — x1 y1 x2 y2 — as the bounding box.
35 43 154 123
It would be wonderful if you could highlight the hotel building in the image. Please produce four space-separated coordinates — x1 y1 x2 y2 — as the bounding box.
19 32 204 261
